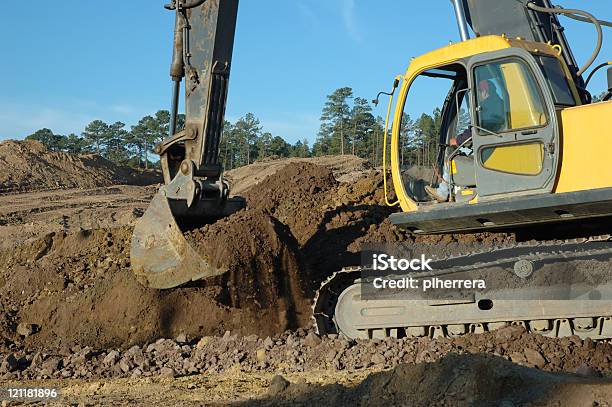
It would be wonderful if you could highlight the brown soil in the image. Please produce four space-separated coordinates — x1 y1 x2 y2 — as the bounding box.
0 225 307 351
1 157 607 352
0 154 611 405
2 326 612 405
0 140 159 193
243 162 339 245
251 353 612 407
187 209 312 331
225 155 370 195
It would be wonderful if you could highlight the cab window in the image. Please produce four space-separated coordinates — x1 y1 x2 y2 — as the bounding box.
474 59 548 133
536 56 576 106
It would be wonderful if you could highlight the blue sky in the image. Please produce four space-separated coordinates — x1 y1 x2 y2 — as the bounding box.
0 0 609 143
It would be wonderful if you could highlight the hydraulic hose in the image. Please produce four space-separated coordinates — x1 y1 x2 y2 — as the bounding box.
164 0 207 10
181 0 207 9
585 62 612 87
526 2 603 76
562 13 612 29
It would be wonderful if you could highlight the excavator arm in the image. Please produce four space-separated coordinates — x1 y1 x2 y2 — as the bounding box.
130 0 244 289
157 0 239 212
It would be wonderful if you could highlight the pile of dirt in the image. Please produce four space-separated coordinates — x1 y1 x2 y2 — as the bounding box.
185 162 519 331
0 140 159 193
187 209 312 328
243 162 339 245
0 158 524 351
0 227 305 351
225 155 370 195
254 353 612 406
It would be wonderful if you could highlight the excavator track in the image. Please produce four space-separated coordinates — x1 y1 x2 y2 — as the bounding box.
313 236 612 340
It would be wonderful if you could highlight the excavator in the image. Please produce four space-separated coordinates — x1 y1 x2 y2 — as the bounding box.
131 0 612 340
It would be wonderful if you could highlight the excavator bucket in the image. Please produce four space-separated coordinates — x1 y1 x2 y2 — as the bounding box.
130 192 227 289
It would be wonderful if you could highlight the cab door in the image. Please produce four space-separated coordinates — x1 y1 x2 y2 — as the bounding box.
467 48 559 198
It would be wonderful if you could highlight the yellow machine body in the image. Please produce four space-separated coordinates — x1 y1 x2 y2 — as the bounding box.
387 35 612 214
554 101 612 193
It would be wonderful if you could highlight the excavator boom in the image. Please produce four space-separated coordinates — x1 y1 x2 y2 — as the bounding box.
131 0 244 288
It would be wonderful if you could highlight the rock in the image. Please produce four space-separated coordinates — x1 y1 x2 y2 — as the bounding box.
508 352 526 365
30 352 43 367
16 322 37 337
159 367 176 378
494 325 525 342
125 346 142 356
133 353 147 367
575 363 601 378
119 359 131 373
325 350 337 362
103 350 120 366
175 333 187 344
263 336 274 349
582 337 595 350
196 336 212 349
268 375 289 395
41 357 61 375
0 354 18 373
371 353 386 365
304 332 321 347
256 348 266 362
72 349 95 365
523 348 546 368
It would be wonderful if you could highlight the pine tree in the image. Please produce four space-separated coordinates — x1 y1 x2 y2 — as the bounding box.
82 120 110 155
318 87 353 155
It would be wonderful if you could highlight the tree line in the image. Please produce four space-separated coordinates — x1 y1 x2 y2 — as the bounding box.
27 110 184 169
26 86 443 170
313 86 442 168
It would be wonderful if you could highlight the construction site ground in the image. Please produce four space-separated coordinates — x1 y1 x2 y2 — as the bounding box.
0 140 611 406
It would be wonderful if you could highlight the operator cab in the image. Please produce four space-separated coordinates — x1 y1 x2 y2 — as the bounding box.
385 36 607 233
395 37 578 210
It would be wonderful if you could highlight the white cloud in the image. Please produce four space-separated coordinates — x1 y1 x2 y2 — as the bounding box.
342 0 362 44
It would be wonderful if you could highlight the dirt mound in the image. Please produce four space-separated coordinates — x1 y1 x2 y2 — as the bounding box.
0 226 306 351
0 140 159 193
226 155 369 196
243 162 338 245
255 353 612 406
187 209 312 326
242 163 516 284
239 163 400 284
0 160 524 351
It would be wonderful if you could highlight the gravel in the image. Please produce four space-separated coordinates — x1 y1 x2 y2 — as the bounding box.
1 326 611 381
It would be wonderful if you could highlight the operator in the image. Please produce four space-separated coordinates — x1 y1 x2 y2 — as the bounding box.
425 79 505 203
477 79 505 133
425 128 472 203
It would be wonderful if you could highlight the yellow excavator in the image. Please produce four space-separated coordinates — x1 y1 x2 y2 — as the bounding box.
131 0 612 340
